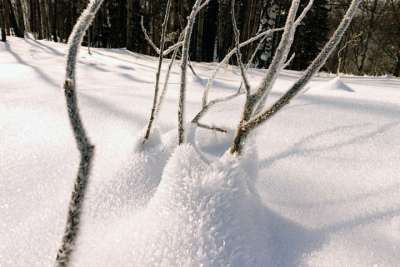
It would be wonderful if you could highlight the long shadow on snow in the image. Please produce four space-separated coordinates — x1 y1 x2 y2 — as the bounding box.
257 121 400 266
260 121 399 170
23 37 116 73
262 202 400 267
4 42 60 88
23 36 65 56
79 92 148 126
270 91 400 119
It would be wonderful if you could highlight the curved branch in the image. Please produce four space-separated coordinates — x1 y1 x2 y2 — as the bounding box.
192 90 243 124
55 0 104 266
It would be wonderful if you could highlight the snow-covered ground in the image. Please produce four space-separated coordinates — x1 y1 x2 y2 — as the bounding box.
1 36 400 266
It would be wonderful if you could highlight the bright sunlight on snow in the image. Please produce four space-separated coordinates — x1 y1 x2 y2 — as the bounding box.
1 36 400 266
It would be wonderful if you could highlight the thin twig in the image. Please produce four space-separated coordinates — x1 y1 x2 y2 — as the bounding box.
154 32 185 119
201 27 284 108
195 122 227 133
140 16 183 56
231 0 251 95
144 0 172 142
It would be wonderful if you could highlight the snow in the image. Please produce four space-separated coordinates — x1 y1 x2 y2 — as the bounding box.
319 77 355 92
1 36 400 266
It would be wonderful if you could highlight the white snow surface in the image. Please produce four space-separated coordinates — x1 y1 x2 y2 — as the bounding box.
1 36 400 266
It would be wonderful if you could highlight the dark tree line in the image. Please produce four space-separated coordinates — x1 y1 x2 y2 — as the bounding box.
0 0 399 76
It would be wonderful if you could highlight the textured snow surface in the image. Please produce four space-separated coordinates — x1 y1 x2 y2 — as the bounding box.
1 37 400 266
318 77 355 92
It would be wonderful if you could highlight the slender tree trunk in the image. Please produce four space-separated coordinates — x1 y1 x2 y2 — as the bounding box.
358 0 378 73
51 0 58 41
20 0 31 33
2 0 10 36
394 52 400 77
0 0 7 42
38 0 49 39
195 7 204 61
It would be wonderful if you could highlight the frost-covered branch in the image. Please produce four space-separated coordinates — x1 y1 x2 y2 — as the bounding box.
140 16 183 57
154 32 185 119
229 0 362 154
252 0 304 115
178 0 210 144
191 90 242 126
294 0 315 28
144 0 172 142
196 122 228 133
283 53 295 69
227 0 301 155
201 27 284 108
55 0 104 266
201 0 314 109
231 0 251 95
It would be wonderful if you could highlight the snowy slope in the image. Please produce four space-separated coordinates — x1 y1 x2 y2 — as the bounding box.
1 36 400 266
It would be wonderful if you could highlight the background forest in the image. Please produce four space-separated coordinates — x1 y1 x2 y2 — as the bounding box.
0 0 399 76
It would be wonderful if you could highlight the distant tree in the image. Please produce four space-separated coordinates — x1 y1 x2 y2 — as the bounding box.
290 0 330 70
0 0 9 41
0 0 7 42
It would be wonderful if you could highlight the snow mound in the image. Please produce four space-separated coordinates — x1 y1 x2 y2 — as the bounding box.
77 144 272 266
87 128 168 219
322 77 355 92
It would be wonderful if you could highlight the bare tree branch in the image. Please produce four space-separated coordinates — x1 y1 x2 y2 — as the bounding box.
140 16 159 53
228 0 301 154
229 0 363 154
55 0 104 266
154 32 185 119
178 0 210 144
140 16 183 57
201 0 315 109
283 53 295 70
253 0 314 115
191 90 242 125
231 0 251 96
201 27 284 108
144 0 172 142
196 122 228 133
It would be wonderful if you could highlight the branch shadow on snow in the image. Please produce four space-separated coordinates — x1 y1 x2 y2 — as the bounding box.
261 201 400 267
270 91 400 119
23 36 65 56
22 36 120 74
256 121 400 266
259 121 399 170
4 42 60 88
79 92 148 127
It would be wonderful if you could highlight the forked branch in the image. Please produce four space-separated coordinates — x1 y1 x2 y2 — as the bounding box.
178 0 210 144
229 0 363 154
140 16 183 56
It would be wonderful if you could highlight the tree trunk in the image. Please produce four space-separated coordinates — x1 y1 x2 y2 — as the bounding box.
394 52 400 77
0 0 7 41
127 0 141 51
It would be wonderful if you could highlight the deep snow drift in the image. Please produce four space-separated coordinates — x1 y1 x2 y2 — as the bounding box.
1 37 400 266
